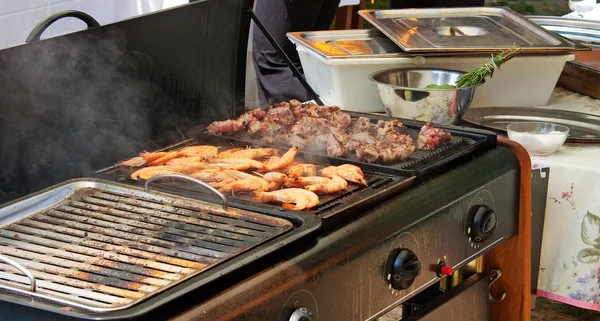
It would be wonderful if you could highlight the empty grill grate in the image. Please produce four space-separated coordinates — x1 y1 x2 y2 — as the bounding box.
0 183 293 312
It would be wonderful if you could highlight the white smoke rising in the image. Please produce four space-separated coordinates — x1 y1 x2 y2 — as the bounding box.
0 27 188 203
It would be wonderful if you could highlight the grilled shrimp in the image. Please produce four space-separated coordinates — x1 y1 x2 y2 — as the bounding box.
164 158 217 173
130 166 183 181
218 170 255 180
146 151 180 166
322 164 367 186
177 145 219 159
305 175 348 194
259 172 288 191
208 163 253 171
121 151 168 167
285 176 331 188
165 157 202 166
218 178 270 194
262 172 288 183
189 170 235 183
217 170 270 193
284 163 317 178
218 147 279 160
216 148 245 159
261 147 299 172
255 188 319 210
121 157 147 167
212 157 264 170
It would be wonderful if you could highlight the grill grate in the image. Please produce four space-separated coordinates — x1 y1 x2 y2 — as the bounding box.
0 187 292 312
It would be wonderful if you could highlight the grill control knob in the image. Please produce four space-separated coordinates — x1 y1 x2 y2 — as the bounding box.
384 248 421 290
289 307 315 321
470 205 497 243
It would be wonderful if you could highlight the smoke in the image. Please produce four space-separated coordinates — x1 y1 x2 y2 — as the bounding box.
0 27 190 203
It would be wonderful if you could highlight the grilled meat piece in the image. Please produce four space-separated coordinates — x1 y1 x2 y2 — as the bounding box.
355 144 379 163
327 110 351 130
208 108 266 134
354 141 415 163
376 119 407 138
417 122 452 151
306 133 347 158
290 116 331 136
378 142 415 163
346 132 378 152
383 133 413 145
263 134 308 149
248 105 297 136
351 117 372 134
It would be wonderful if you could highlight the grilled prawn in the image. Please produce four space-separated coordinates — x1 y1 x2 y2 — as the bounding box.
217 147 279 160
255 188 319 210
130 166 183 181
120 151 169 167
146 151 180 166
322 164 367 186
261 147 299 172
285 176 330 188
258 172 288 191
218 178 270 194
283 163 317 178
177 145 219 159
304 175 348 194
212 157 264 170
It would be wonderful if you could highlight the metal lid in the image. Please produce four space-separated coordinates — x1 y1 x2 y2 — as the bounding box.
528 16 600 48
358 7 580 53
287 29 550 60
288 29 405 59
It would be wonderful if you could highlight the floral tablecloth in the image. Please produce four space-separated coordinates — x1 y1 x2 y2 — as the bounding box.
532 88 600 310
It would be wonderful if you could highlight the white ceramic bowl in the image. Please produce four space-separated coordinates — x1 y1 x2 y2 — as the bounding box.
507 122 569 156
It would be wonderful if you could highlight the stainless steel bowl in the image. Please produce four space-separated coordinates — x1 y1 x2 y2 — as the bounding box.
368 68 482 125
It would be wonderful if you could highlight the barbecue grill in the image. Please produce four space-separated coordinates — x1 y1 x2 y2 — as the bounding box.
0 1 531 320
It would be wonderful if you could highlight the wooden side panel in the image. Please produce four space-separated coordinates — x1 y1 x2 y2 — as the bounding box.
556 61 600 99
485 138 532 321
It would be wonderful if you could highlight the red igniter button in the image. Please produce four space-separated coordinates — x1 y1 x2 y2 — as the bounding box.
440 265 453 276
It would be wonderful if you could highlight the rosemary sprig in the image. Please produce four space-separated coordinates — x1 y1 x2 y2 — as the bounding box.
454 47 522 88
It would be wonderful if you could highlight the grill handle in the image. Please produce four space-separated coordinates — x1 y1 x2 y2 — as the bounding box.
144 174 228 211
0 255 36 292
26 10 100 43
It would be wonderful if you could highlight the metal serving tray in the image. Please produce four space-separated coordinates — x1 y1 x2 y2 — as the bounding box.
0 178 320 318
463 107 600 143
528 15 600 48
358 7 578 53
287 29 404 59
287 29 519 59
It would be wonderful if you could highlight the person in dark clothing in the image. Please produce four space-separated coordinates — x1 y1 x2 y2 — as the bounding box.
252 0 485 106
389 0 484 8
252 0 341 106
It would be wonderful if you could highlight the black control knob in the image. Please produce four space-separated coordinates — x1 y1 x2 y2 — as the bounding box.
384 248 421 290
470 205 497 243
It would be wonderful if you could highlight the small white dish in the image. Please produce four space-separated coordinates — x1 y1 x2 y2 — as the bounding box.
507 122 569 156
